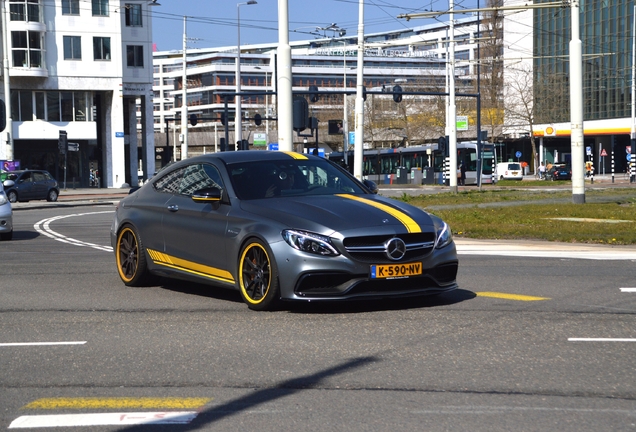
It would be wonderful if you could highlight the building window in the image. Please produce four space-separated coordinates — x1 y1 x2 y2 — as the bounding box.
93 37 111 60
125 3 142 26
9 0 41 22
11 30 43 68
126 45 144 67
92 0 108 17
11 90 92 122
63 36 81 60
62 0 80 15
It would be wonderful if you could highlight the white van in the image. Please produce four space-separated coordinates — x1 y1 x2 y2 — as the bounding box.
496 162 523 181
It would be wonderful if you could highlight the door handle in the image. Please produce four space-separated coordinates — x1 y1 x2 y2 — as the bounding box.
167 204 179 212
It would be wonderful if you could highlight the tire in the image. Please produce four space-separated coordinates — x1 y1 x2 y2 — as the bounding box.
115 225 153 286
7 190 17 203
238 239 281 311
0 231 12 241
47 189 58 202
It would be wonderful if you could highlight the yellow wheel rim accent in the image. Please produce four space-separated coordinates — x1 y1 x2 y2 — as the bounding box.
116 227 138 283
239 242 271 305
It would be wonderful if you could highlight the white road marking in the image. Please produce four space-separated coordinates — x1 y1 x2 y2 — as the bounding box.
0 341 86 347
620 288 636 292
33 211 114 252
568 338 636 342
9 412 198 428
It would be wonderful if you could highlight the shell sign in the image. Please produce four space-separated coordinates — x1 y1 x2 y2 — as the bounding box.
544 125 556 136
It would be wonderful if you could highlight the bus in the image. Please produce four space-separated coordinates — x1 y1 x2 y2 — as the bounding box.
329 141 496 185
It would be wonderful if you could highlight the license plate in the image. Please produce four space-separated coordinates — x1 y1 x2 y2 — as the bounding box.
370 262 422 279
511 171 519 175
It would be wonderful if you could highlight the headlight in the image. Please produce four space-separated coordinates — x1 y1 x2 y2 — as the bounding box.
0 193 7 206
282 230 340 257
435 222 453 249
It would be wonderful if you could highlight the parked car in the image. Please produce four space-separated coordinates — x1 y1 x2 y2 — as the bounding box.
545 164 572 181
0 181 13 240
111 151 459 311
496 162 523 181
1 170 59 203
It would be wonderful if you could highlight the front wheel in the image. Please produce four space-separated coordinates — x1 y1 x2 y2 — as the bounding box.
7 190 17 203
238 239 281 311
116 225 153 286
47 189 58 202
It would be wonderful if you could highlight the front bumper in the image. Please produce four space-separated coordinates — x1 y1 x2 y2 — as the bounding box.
272 240 459 302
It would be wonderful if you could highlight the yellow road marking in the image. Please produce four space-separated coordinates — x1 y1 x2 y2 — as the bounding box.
476 292 550 301
24 397 212 410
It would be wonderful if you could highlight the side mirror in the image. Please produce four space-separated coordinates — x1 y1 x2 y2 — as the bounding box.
3 179 14 188
192 187 222 204
363 179 378 194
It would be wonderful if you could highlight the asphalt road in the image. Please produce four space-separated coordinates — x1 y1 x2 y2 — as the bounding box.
1 206 635 431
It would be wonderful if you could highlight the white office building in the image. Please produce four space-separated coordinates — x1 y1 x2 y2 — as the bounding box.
0 0 155 188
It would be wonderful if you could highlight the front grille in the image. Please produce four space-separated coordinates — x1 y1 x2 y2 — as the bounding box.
342 232 436 264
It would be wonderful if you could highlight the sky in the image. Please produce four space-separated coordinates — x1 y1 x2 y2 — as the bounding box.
149 0 480 52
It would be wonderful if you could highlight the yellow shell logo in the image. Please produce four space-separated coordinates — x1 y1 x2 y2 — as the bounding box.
545 126 555 135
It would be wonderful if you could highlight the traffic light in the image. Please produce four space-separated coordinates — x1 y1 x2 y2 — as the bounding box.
238 139 249 150
0 99 6 132
189 113 198 126
393 85 403 103
58 130 68 155
308 85 319 103
254 113 262 126
293 97 309 132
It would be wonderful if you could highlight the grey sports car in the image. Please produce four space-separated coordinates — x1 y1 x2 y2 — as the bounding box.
111 151 458 310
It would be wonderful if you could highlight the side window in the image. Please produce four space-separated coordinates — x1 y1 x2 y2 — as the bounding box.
153 167 185 194
178 164 224 196
33 172 45 182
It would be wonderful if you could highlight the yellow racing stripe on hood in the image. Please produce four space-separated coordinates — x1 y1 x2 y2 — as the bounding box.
337 194 422 233
280 151 308 159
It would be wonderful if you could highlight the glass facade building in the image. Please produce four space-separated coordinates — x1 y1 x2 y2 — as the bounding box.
534 1 634 124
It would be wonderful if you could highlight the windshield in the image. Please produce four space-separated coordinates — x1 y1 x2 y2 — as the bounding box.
229 158 367 200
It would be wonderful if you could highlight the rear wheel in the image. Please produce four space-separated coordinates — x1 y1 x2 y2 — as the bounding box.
238 239 281 311
116 225 153 286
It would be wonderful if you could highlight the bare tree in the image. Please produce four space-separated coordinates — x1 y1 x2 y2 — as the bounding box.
503 63 537 172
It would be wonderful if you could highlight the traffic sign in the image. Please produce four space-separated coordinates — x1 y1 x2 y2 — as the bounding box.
586 146 592 156
67 142 79 152
515 151 522 158
456 116 468 131
600 149 608 157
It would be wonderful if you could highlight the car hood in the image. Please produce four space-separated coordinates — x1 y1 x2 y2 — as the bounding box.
239 194 436 236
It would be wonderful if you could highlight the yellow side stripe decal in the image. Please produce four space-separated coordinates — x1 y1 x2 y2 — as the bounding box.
477 292 550 301
337 194 422 233
147 249 235 284
24 398 212 410
280 151 308 159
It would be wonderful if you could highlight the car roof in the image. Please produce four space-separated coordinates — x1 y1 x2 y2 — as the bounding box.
169 150 322 167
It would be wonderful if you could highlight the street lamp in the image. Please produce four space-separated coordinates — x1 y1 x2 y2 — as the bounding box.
236 0 257 149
